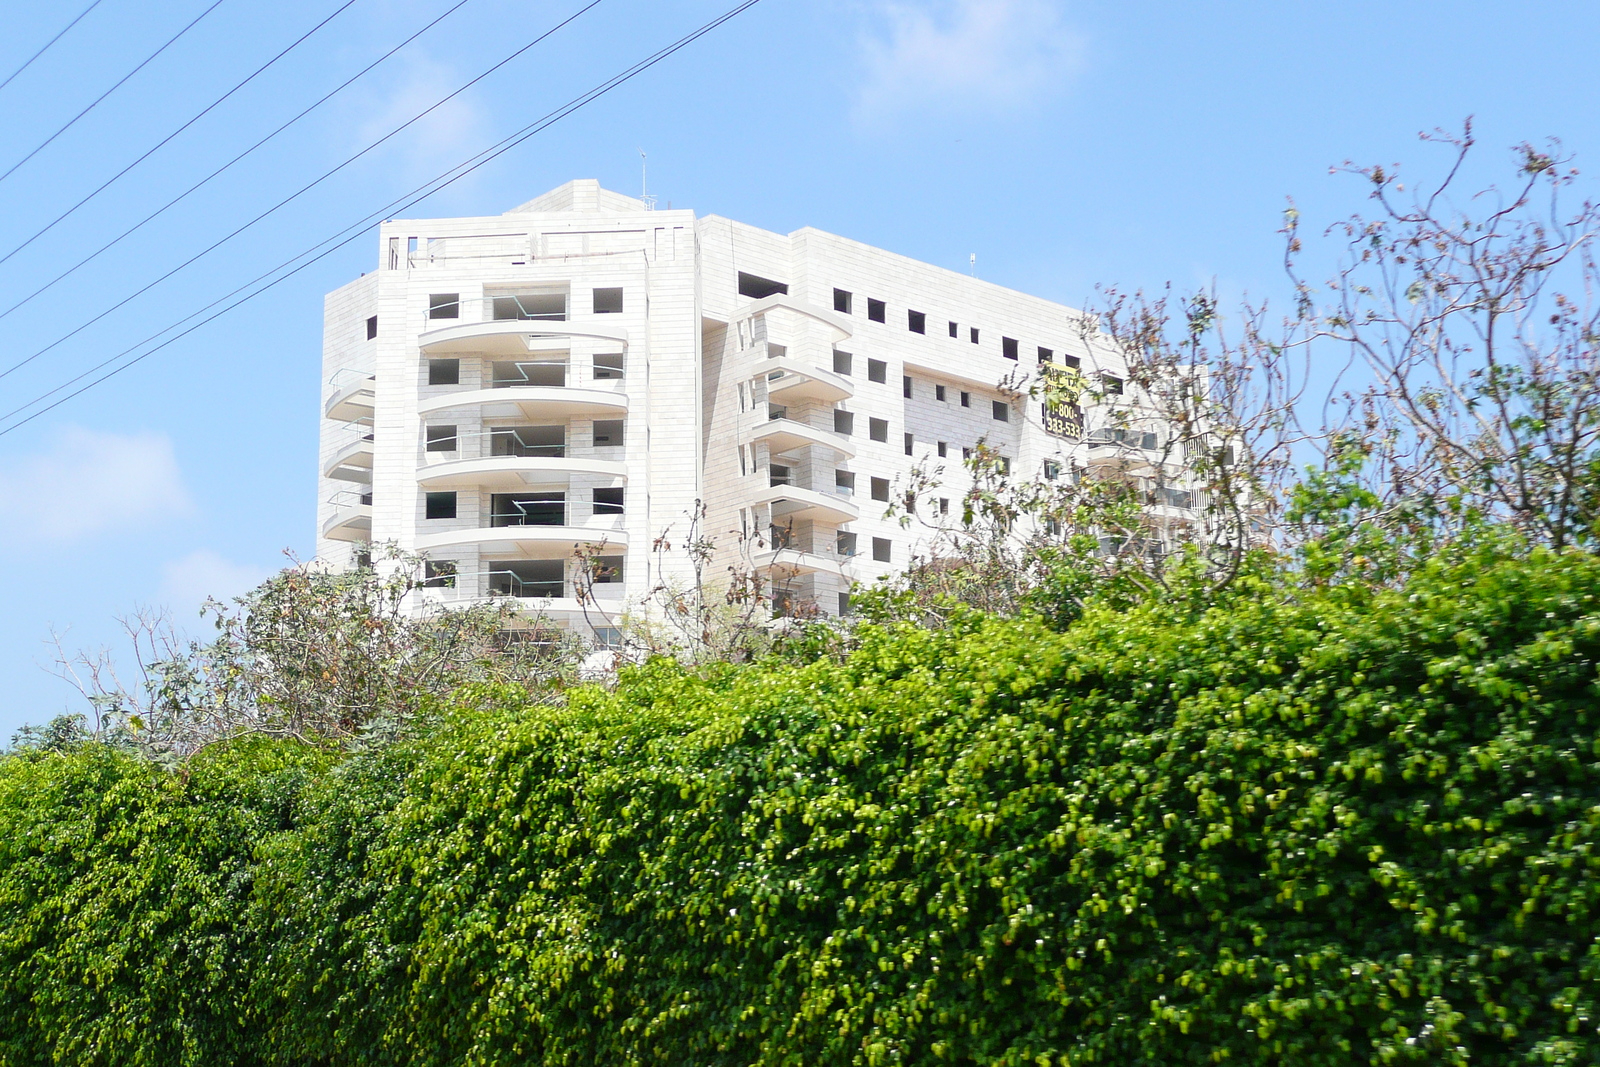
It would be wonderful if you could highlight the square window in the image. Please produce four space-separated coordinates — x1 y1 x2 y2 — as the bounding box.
592 287 624 314
867 298 886 323
836 530 857 557
594 626 623 648
425 491 457 520
768 402 787 421
594 487 625 515
960 391 971 407
869 417 888 442
428 358 459 385
1102 374 1124 395
1038 346 1053 363
937 441 948 458
425 424 457 452
969 327 979 344
992 400 1009 422
769 463 791 487
423 560 457 588
871 476 890 501
835 469 855 494
908 310 926 334
834 410 854 435
903 375 912 398
834 288 853 313
872 537 891 563
594 352 625 379
365 315 378 340
935 384 946 402
948 320 958 338
428 293 460 319
593 419 625 446
867 359 887 383
833 350 853 375
1002 336 1019 360
904 433 914 456
1062 354 1081 369
837 592 852 615
1044 460 1062 481
592 555 624 583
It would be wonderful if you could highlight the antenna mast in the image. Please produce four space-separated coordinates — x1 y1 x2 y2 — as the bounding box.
640 149 656 211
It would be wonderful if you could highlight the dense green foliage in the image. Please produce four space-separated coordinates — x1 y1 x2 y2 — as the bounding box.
3 547 1600 1064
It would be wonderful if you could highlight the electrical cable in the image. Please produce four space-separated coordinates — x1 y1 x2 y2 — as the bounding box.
0 0 765 437
0 0 362 268
0 0 229 186
0 0 107 95
0 0 544 336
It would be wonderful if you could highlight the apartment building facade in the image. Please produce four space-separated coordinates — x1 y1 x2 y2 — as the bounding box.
316 179 1143 639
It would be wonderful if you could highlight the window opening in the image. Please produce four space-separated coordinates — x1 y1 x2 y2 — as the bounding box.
491 291 565 320
969 327 979 344
428 293 459 319
492 359 566 388
592 287 624 314
425 491 457 519
593 420 625 446
834 410 854 435
594 488 625 515
872 537 891 562
594 352 625 379
904 433 914 456
908 310 926 334
737 272 788 299
833 350 852 375
365 315 377 340
867 298 886 323
491 492 566 527
428 358 459 385
422 560 457 588
867 358 887 383
935 384 946 402
992 400 1010 422
833 288 852 313
902 375 912 398
836 531 857 557
1002 336 1019 360
835 470 855 495
488 559 563 597
425 425 457 452
869 417 888 442
871 476 890 501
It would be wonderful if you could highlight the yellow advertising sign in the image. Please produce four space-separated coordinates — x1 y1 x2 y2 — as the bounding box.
1040 363 1086 439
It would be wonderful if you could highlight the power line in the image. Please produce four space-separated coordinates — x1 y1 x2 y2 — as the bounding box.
0 0 766 438
0 0 518 337
0 0 362 268
0 0 229 186
0 0 107 95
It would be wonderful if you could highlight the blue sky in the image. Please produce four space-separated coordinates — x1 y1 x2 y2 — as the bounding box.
1 0 1597 738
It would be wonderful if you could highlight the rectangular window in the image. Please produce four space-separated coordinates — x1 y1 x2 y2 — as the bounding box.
768 402 787 421
425 491 457 520
969 327 979 344
837 592 852 616
769 463 792 487
427 358 459 386
992 400 1009 422
833 288 852 313
592 287 624 314
948 320 958 338
869 417 888 442
737 272 788 299
365 315 378 340
488 559 563 598
872 537 891 563
904 432 914 456
1038 346 1053 363
998 456 1012 474
871 476 890 502
1002 336 1019 360
867 358 887 383
1044 460 1062 481
594 625 623 648
422 560 457 588
938 498 949 516
425 425 457 452
836 531 857 557
935 384 946 402
833 350 852 375
592 555 624 583
908 310 926 334
593 352 625 379
1062 354 1081 369
835 469 855 495
902 375 912 398
834 409 854 435
937 441 948 458
593 487 625 515
491 425 564 457
428 293 460 319
1102 374 1124 395
593 420 625 447
962 447 972 460
867 298 886 323
960 391 971 408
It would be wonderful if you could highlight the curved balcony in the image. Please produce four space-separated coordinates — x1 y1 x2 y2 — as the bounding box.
414 524 628 559
416 456 628 490
417 320 630 356
321 504 372 542
323 438 374 483
739 296 853 344
417 384 628 420
752 548 849 578
751 485 860 524
748 417 854 458
763 357 853 405
324 378 375 421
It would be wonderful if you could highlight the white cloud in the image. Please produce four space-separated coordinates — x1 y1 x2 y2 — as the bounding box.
854 0 1084 123
354 52 490 183
157 549 275 617
0 426 190 543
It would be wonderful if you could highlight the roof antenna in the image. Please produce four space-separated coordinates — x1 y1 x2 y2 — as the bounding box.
640 148 656 211
969 252 976 277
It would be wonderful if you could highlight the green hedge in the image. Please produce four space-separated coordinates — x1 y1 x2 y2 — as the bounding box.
2 547 1599 1065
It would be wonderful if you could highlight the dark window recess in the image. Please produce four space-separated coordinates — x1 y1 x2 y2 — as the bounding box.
1062 353 1082 369
593 488 625 515
425 491 457 520
963 447 972 460
938 497 949 515
908 310 926 334
1038 346 1053 363
592 287 624 314
492 426 564 457
593 419 625 447
768 403 787 421
867 298 886 323
935 384 946 402
948 321 958 338
903 375 912 398
428 293 460 319
489 559 563 598
836 531 857 556
428 358 459 386
998 456 1012 474
833 350 852 375
837 592 852 616
834 410 854 435
769 523 792 550
960 391 971 408
591 555 625 583
1102 374 1124 395
425 425 457 452
365 315 378 340
1044 460 1062 481
835 469 855 494
904 433 914 456
422 560 457 588
594 352 625 379
772 589 795 617
871 476 890 502
737 272 788 299
937 441 948 458
872 537 891 563
869 417 888 442
833 288 853 313
1002 336 1019 360
969 327 980 344
492 492 565 527
867 359 887 383
355 548 373 569
492 292 565 320
769 463 792 487
992 400 1010 422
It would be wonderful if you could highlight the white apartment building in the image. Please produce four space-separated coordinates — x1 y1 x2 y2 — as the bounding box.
316 179 1150 640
